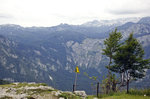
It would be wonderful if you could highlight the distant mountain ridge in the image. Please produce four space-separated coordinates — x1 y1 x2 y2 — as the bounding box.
0 17 150 94
82 17 141 27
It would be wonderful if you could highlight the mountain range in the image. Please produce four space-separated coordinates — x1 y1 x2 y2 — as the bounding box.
0 17 150 94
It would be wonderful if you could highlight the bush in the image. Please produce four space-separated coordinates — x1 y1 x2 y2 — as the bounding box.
0 79 10 85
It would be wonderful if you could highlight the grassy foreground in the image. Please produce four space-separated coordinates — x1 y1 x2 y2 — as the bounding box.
87 94 150 99
101 94 149 99
87 89 150 99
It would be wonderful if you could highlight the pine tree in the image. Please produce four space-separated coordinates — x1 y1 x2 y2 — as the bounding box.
103 28 122 71
110 33 150 93
102 28 122 93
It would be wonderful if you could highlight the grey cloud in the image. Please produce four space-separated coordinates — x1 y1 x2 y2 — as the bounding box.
107 8 150 15
107 0 150 15
0 13 14 19
108 9 142 15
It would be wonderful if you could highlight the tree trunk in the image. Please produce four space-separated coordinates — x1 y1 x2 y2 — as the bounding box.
112 80 116 92
108 57 112 73
106 57 112 94
127 79 129 93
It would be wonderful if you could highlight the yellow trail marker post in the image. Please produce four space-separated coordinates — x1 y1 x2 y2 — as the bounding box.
73 66 80 92
75 66 80 73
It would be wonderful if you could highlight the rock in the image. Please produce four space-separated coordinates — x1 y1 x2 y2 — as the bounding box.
63 91 73 95
52 91 62 96
74 91 87 97
59 97 65 99
93 97 98 99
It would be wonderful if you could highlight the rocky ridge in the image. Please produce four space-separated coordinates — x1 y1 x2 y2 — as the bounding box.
0 82 86 99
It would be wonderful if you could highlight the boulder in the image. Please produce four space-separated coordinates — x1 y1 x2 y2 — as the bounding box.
74 91 87 97
52 91 62 96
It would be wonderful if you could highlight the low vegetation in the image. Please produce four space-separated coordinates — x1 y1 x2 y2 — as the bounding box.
0 96 13 99
13 82 47 88
101 94 150 99
0 79 10 85
128 89 150 96
86 89 150 99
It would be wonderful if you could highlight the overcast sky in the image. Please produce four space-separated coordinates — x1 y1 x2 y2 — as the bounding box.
0 0 150 27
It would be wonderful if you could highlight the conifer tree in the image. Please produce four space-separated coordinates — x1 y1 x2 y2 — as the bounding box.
102 28 122 93
110 33 150 93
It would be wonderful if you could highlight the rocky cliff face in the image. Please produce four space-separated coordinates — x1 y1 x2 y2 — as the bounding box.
0 17 150 93
66 38 104 69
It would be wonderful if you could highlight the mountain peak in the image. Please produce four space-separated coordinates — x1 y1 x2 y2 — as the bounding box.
82 17 141 27
0 24 22 27
138 17 150 24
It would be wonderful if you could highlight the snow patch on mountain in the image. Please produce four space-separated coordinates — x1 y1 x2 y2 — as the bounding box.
82 17 141 27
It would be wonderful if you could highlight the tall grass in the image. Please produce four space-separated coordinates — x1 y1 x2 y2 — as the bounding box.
129 88 150 96
99 91 126 98
95 89 150 98
102 94 150 99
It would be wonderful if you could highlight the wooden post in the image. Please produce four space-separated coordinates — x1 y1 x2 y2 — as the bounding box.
127 79 129 93
74 72 77 91
73 84 75 92
97 82 99 97
74 66 79 92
